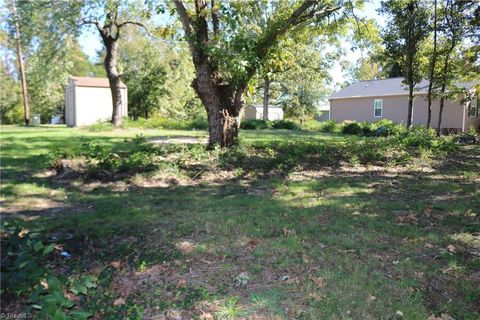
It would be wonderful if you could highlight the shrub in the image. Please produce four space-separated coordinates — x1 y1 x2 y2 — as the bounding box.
370 119 407 137
240 119 272 130
219 144 249 166
1 223 95 318
271 120 300 130
318 120 339 133
341 121 369 135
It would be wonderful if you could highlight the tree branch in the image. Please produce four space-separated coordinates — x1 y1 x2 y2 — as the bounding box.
211 0 219 35
117 21 158 39
174 0 195 52
80 19 102 33
250 1 340 80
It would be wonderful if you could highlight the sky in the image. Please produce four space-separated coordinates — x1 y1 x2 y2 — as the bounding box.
78 1 385 87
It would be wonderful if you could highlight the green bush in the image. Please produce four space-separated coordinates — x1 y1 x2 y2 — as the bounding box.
271 120 300 130
240 119 272 130
240 119 300 130
318 120 340 133
341 121 369 135
370 119 407 136
1 222 95 319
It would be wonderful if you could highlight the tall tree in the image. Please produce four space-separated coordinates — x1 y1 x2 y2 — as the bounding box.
6 0 29 125
435 0 472 136
381 0 429 128
426 0 438 128
81 0 153 126
2 0 84 123
174 0 345 148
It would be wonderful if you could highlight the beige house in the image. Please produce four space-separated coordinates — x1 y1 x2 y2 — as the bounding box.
329 78 479 132
65 77 128 127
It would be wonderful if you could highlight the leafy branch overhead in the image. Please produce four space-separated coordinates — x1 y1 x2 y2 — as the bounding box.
173 0 347 147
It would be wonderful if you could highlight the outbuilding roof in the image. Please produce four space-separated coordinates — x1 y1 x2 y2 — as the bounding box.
329 77 477 100
69 76 127 89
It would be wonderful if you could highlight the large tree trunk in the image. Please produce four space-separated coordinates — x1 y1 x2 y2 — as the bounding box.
103 39 123 127
426 0 438 128
8 0 30 125
263 77 270 121
192 63 243 148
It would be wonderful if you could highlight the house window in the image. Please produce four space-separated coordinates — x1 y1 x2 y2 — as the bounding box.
374 99 383 118
468 95 478 117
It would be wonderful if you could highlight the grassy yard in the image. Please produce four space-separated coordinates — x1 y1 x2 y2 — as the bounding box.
1 125 479 319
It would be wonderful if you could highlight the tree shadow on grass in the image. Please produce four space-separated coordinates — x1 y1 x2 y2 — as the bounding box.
2 155 479 318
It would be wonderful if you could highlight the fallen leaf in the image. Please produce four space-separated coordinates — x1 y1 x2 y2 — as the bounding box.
64 292 80 302
199 313 213 320
113 297 125 306
40 279 48 290
286 277 299 285
176 278 187 288
396 214 418 225
283 227 296 237
247 240 257 250
110 261 121 269
367 294 376 302
312 276 325 288
446 245 456 253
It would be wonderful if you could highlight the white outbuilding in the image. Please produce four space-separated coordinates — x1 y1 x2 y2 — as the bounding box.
243 104 284 121
65 76 128 127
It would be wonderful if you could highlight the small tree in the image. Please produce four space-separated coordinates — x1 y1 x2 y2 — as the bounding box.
81 0 154 126
435 0 471 136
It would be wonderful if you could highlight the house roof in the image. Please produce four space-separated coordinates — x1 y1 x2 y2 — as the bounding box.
329 78 430 100
69 76 127 89
329 78 477 100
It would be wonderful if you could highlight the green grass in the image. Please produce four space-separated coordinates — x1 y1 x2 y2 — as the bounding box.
1 125 479 319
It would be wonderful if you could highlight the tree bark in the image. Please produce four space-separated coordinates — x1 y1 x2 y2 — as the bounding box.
103 37 123 127
407 83 414 128
192 61 243 148
437 93 446 136
8 0 30 125
405 25 415 129
426 0 438 128
263 77 270 121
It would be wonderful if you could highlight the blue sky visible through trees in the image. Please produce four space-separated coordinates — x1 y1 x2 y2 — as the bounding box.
77 1 384 88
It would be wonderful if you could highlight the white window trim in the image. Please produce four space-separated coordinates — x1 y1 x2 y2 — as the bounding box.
374 99 383 118
468 95 478 118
